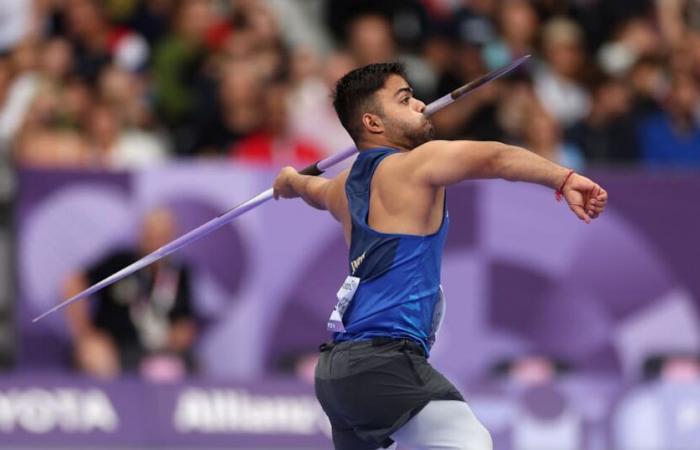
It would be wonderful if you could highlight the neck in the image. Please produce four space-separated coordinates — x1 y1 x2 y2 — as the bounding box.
357 136 410 153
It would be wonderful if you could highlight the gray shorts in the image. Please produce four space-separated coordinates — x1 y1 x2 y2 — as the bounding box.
314 338 464 450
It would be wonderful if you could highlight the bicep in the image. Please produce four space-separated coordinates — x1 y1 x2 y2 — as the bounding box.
409 140 508 187
298 175 333 210
325 170 350 224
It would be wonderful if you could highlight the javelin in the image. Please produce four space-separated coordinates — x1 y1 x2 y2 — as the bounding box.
32 54 530 323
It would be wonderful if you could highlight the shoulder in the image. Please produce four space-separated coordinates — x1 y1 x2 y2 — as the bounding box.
379 141 449 171
378 141 462 179
369 143 449 192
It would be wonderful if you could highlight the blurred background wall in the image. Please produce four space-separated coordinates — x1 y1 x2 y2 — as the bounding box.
0 0 699 448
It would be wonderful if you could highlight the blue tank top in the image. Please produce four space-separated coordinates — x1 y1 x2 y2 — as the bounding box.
332 147 449 355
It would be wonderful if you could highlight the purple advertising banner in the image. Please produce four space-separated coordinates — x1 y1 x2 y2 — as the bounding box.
1 374 698 449
15 163 700 382
0 374 331 448
7 162 700 448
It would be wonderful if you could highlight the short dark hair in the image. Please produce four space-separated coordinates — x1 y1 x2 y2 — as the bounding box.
332 62 407 142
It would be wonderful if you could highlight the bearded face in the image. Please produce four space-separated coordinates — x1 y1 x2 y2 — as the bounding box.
370 75 435 150
382 112 435 149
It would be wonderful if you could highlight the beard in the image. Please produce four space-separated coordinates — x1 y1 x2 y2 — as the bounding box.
386 115 435 149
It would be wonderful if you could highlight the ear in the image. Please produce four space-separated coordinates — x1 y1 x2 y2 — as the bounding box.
361 113 384 135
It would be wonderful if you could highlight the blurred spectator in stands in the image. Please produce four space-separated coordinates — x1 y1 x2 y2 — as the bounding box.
40 37 74 87
597 17 662 78
343 11 435 98
0 39 41 154
12 62 167 169
451 0 498 49
483 0 538 70
492 354 570 389
657 0 700 48
86 101 168 170
614 352 700 450
496 75 537 142
128 0 178 46
0 36 81 157
63 0 149 83
325 0 430 51
94 65 171 169
421 26 457 99
228 0 284 61
276 349 320 386
491 353 583 450
431 43 506 141
287 48 355 156
689 32 700 79
346 13 395 67
628 55 667 119
668 30 700 82
534 17 591 127
504 355 558 385
152 0 212 138
63 207 197 381
14 128 91 169
492 353 586 448
0 0 32 53
0 58 16 155
0 0 699 173
263 0 333 55
98 65 148 128
13 77 93 168
637 72 700 168
231 78 322 167
567 75 640 165
522 104 584 170
644 353 700 382
190 59 265 155
183 0 288 156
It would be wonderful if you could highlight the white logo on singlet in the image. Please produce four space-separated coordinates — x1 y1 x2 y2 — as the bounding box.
350 252 366 275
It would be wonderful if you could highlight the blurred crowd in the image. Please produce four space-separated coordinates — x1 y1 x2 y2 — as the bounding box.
0 0 698 173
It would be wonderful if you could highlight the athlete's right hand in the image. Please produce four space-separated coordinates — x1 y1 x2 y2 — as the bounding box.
273 166 300 200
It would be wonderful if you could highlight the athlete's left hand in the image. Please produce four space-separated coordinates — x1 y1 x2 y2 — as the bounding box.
273 166 300 200
562 173 608 224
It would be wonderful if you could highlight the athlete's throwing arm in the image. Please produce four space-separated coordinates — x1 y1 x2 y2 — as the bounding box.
273 140 607 228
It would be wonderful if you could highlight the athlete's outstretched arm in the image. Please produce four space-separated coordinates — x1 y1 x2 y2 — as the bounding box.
408 140 607 223
273 166 350 220
273 166 331 209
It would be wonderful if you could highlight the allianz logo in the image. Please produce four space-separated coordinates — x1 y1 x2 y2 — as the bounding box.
174 388 331 437
0 388 118 433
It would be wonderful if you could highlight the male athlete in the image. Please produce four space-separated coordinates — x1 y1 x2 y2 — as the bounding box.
272 63 607 450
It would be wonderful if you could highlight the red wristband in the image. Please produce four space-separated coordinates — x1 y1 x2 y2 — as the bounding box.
555 169 575 202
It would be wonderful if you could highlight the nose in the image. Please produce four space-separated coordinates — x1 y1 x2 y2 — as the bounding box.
415 98 426 113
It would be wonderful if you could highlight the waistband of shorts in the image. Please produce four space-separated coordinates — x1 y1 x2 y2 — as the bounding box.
319 337 426 357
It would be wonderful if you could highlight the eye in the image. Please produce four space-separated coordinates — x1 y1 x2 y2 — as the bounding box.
402 97 410 104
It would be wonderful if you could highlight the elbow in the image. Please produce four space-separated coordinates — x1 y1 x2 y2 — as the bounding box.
488 143 516 179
